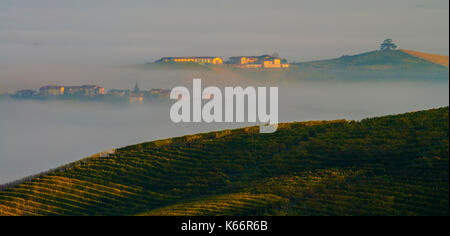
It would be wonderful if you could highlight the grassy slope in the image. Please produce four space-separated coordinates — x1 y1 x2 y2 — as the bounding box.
294 50 447 70
401 49 449 68
0 108 448 216
283 50 449 81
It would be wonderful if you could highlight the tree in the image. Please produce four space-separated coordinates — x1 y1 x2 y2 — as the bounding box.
380 39 398 51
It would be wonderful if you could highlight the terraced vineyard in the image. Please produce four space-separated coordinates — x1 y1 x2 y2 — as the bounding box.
0 107 448 216
139 193 289 216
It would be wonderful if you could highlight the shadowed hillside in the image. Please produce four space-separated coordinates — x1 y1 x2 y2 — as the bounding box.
0 107 448 216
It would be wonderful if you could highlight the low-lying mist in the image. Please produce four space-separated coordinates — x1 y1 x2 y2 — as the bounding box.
0 65 448 184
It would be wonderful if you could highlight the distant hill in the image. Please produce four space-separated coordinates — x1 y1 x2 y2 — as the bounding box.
294 50 448 71
133 50 448 82
279 49 449 81
0 107 448 216
401 49 449 67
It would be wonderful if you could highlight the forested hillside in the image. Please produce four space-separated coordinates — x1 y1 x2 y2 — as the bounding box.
0 107 448 216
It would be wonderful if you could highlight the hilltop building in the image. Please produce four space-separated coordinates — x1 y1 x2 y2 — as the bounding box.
39 86 65 96
156 57 223 65
80 85 105 96
65 85 105 96
108 89 130 97
39 85 105 96
155 54 289 68
227 55 290 68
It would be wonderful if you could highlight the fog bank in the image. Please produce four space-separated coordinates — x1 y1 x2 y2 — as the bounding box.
1 80 448 184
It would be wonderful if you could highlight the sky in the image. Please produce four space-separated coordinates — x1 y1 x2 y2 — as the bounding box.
0 0 448 67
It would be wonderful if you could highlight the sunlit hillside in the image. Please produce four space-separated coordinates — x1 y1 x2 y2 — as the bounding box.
401 49 449 67
0 107 448 216
294 50 448 70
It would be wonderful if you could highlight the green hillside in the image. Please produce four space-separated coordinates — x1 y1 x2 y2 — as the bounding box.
294 50 448 71
277 50 449 81
0 107 448 216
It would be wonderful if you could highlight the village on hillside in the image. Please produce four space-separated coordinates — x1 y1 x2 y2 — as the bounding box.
11 83 170 104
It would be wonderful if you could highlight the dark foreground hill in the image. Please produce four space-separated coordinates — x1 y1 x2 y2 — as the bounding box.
0 107 448 216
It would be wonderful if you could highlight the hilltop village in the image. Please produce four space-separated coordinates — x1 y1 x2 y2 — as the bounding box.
12 83 170 104
155 54 290 68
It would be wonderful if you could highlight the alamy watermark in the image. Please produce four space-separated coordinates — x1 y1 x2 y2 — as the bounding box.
169 79 279 133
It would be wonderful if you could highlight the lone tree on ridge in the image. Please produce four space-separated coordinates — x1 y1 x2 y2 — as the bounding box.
380 39 398 51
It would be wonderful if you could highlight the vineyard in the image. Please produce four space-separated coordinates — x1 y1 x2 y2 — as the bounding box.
0 107 448 216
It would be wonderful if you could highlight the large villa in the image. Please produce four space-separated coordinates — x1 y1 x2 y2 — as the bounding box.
156 54 290 68
156 56 224 65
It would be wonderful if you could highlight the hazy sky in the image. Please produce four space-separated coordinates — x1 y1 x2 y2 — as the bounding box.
0 0 448 67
